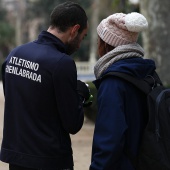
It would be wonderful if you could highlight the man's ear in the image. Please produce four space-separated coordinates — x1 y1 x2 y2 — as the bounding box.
70 24 80 38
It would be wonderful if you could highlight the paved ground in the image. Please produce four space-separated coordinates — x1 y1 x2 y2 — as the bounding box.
0 82 95 170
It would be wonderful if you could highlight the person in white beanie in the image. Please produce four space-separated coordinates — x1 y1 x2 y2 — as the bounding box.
90 12 156 170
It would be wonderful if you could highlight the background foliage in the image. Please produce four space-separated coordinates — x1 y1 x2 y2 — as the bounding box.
0 0 15 79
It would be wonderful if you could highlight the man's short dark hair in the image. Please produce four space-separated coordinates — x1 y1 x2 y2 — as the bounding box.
50 1 88 33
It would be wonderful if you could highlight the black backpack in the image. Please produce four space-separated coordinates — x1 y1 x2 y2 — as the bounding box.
102 71 170 170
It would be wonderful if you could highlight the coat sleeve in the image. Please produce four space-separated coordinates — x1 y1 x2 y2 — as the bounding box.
53 55 84 134
90 77 128 170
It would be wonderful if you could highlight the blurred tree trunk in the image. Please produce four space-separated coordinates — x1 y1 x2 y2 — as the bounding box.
140 0 170 85
89 0 100 64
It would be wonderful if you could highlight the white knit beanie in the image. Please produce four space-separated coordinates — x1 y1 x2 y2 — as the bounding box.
97 12 148 47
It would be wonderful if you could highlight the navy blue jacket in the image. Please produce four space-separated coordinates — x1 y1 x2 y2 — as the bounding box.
90 57 156 170
0 31 84 169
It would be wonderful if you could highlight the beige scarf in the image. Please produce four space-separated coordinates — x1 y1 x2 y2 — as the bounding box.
94 43 145 79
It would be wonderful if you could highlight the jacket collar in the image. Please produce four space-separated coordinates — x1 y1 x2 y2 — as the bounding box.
35 31 66 53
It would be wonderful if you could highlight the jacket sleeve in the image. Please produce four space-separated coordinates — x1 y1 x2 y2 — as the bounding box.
53 55 84 134
90 77 128 170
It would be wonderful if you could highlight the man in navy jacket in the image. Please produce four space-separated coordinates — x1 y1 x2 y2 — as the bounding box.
0 2 89 170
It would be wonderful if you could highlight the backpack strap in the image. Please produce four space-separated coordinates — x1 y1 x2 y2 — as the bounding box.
102 72 152 94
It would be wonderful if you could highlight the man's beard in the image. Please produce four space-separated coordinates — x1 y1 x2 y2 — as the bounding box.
66 34 80 55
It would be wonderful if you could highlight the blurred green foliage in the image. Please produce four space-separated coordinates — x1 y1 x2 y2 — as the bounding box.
0 0 15 80
0 3 15 57
0 22 15 51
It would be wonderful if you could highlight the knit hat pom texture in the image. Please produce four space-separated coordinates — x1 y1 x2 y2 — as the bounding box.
125 12 148 32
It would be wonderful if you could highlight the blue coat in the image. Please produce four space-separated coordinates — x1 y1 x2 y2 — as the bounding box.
0 31 84 169
90 57 156 170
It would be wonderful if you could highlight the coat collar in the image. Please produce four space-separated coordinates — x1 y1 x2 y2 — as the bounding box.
35 31 66 53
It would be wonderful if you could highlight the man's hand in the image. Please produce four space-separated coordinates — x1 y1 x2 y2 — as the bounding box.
77 80 93 107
